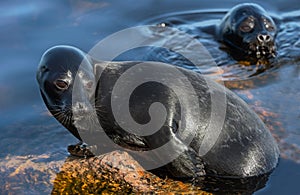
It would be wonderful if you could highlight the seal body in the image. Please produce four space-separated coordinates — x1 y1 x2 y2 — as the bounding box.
218 3 277 62
37 45 279 179
94 61 279 178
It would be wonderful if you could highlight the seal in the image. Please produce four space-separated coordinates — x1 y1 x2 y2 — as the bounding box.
37 45 279 180
218 3 277 63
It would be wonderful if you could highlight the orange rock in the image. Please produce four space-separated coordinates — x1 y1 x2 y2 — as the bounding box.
52 151 212 194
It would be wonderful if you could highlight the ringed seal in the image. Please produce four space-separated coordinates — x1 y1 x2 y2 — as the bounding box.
36 45 279 180
218 3 277 63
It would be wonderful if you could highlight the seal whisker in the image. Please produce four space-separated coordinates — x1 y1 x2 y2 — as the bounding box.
66 115 72 126
51 111 62 118
50 109 64 114
56 113 67 124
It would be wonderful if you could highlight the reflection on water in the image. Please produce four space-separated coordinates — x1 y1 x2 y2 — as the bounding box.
196 173 270 194
0 0 299 194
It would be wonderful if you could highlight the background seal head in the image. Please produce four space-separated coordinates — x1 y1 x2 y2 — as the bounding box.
218 3 277 62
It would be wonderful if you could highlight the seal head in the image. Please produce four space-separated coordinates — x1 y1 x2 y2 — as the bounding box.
36 45 94 141
218 3 277 62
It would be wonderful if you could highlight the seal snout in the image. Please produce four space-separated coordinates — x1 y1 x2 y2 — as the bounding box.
250 33 276 59
248 28 277 60
72 101 96 122
73 102 89 114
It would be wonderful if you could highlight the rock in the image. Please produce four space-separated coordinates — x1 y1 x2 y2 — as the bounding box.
52 150 211 194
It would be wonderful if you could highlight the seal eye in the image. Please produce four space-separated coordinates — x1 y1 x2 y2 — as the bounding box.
40 65 48 72
239 22 254 33
264 19 275 32
240 25 252 32
239 17 254 33
54 80 69 90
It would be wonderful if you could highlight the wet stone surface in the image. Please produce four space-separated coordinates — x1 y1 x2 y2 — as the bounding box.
52 151 211 194
0 151 211 194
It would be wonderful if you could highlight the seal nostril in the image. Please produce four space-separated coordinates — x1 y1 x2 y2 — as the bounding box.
258 34 264 42
257 34 271 42
78 102 84 109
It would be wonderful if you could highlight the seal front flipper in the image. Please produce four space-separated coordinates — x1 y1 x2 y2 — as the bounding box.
67 142 95 158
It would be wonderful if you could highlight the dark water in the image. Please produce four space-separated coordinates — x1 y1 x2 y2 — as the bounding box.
0 0 299 194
